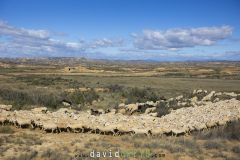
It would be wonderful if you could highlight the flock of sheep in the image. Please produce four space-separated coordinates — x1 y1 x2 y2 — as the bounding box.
0 90 240 136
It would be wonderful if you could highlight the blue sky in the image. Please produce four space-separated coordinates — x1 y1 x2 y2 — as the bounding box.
0 0 240 60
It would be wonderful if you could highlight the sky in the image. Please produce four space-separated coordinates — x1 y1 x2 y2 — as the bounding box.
0 0 240 61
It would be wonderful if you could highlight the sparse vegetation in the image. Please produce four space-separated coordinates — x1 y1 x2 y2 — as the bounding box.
41 149 71 160
155 102 170 117
194 121 240 140
0 59 240 160
122 87 159 104
106 84 123 92
203 140 224 150
16 76 67 86
0 86 62 109
232 145 240 154
0 85 99 110
3 133 43 145
62 90 99 106
8 151 38 160
0 126 15 134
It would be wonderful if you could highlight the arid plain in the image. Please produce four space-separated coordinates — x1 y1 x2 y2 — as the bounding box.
0 58 240 160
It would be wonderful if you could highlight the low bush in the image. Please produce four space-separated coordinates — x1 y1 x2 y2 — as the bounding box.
133 141 142 148
162 143 185 153
195 92 208 101
41 149 71 160
214 94 232 101
16 76 66 86
0 126 15 134
62 89 99 106
164 72 187 77
106 84 123 92
143 142 160 149
203 140 224 150
232 145 240 154
175 138 202 155
3 133 42 145
212 152 227 159
194 121 240 140
8 151 38 160
0 87 61 109
0 86 99 110
68 80 85 88
155 102 170 117
122 87 159 104
237 95 240 100
31 77 57 86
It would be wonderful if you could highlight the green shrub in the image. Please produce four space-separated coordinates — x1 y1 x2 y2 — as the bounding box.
16 76 66 86
0 88 32 107
155 102 170 117
68 80 85 88
107 84 123 92
31 77 56 86
0 87 61 109
168 98 178 108
122 87 159 104
62 89 99 106
0 85 99 110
